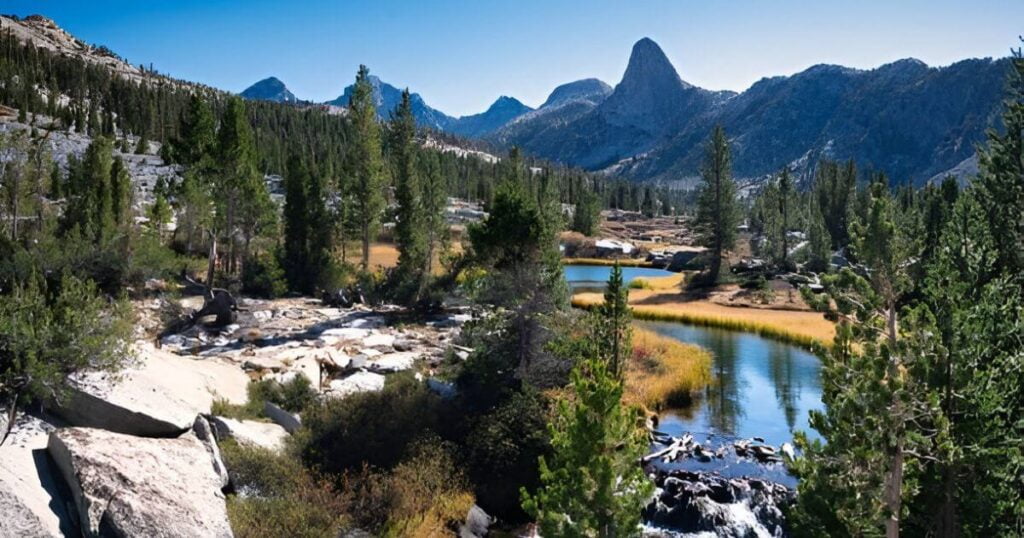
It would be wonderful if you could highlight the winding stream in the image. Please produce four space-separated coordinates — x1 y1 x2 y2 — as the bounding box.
564 264 824 487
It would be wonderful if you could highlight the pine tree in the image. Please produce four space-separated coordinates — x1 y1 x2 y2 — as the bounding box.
390 88 426 295
148 191 172 243
694 126 739 282
109 156 131 228
596 263 632 377
216 96 264 274
349 65 385 271
283 154 310 291
521 266 650 535
806 202 832 273
175 93 216 168
415 150 448 302
571 189 600 236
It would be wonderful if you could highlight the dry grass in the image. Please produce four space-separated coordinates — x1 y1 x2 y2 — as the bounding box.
631 273 686 290
624 327 713 411
573 289 834 350
562 257 656 268
341 242 462 273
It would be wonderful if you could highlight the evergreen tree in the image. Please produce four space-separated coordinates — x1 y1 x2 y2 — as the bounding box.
571 189 600 236
814 160 857 249
415 150 448 302
390 88 426 296
806 202 832 273
521 268 651 536
694 126 739 282
283 154 311 291
109 156 131 228
596 263 632 377
174 94 217 168
349 65 386 270
216 96 264 274
148 191 172 243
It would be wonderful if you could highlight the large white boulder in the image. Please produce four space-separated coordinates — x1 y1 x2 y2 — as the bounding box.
47 427 233 538
327 371 385 397
52 343 249 437
208 416 289 453
0 430 74 537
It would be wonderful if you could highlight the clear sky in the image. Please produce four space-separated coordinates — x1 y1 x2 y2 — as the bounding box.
6 1 1022 116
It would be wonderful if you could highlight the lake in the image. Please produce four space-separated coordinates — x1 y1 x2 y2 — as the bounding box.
562 264 676 292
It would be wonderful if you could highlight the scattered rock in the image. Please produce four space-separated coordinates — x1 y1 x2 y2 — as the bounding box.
367 352 418 373
327 371 386 397
459 504 493 538
263 401 301 434
48 427 233 538
192 416 229 488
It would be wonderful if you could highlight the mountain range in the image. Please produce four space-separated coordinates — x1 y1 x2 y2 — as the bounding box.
245 38 1008 185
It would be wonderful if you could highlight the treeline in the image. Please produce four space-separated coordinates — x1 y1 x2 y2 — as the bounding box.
689 48 1023 536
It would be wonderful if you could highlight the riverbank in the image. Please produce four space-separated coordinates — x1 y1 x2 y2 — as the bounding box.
625 328 712 411
562 257 660 268
573 290 834 350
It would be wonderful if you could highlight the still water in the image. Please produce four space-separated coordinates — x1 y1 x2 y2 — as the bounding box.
564 264 824 481
562 264 676 292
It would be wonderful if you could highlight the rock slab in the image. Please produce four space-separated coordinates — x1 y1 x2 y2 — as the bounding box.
47 427 233 538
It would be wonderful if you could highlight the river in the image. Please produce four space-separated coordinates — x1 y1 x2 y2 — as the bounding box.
564 264 824 487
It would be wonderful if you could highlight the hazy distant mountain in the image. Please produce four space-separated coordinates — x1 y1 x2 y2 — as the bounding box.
499 37 1007 185
447 96 532 138
241 77 297 103
328 75 455 131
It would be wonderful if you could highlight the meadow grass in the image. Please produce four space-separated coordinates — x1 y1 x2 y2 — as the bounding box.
573 293 832 352
624 327 713 411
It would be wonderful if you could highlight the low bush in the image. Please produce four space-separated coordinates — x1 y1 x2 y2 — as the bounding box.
212 376 317 420
296 372 446 474
241 251 287 299
220 440 350 538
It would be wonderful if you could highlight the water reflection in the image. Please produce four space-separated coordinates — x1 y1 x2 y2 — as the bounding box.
637 320 823 447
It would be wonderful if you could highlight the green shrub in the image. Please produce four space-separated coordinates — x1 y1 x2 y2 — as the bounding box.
466 390 551 522
212 377 317 420
242 251 288 299
220 440 350 538
296 372 446 474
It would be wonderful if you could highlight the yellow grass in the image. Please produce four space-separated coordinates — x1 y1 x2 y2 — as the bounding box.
624 327 713 411
573 290 834 351
631 273 686 290
562 257 656 268
342 242 462 274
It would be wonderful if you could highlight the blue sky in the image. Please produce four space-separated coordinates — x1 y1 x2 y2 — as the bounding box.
6 1 1022 116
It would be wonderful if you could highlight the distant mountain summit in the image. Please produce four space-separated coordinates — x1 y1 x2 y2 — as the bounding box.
241 77 297 103
539 78 612 109
448 96 533 138
328 75 455 131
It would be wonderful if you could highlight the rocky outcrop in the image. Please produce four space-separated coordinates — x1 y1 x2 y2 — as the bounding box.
0 422 77 538
52 344 248 437
643 469 793 537
47 427 233 538
263 401 302 434
208 416 289 453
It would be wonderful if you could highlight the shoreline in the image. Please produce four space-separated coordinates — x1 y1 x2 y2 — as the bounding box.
572 293 832 352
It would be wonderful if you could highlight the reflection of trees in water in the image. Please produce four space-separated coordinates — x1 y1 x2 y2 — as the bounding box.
767 344 800 431
702 329 743 435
